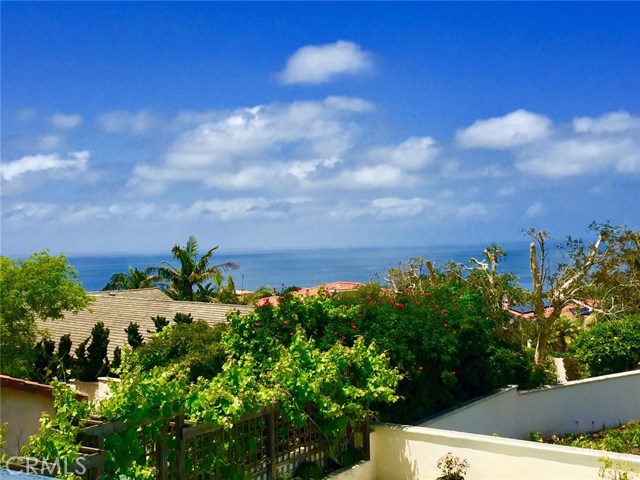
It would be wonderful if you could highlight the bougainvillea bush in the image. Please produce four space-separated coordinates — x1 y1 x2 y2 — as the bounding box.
227 282 533 424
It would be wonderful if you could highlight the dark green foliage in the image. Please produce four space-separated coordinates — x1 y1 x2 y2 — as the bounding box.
111 346 122 374
173 312 194 325
57 334 73 379
125 322 144 349
571 315 640 376
73 322 110 381
563 357 586 381
228 282 535 424
532 420 640 454
150 315 169 333
131 321 228 381
34 338 56 383
151 235 238 301
0 252 91 379
293 460 324 480
102 266 157 291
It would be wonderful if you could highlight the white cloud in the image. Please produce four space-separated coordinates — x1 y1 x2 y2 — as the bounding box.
332 165 407 189
516 137 640 177
457 109 552 149
97 110 160 135
278 40 373 85
1 202 57 221
526 202 546 217
133 97 373 192
5 134 62 151
369 137 439 171
185 197 283 221
329 196 433 220
574 111 640 134
15 107 37 123
50 113 83 129
1 151 89 182
456 202 489 219
370 197 433 218
498 186 516 197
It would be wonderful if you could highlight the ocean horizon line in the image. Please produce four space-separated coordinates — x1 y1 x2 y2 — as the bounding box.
7 239 533 259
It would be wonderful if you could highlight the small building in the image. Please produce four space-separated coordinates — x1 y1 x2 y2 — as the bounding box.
0 375 87 455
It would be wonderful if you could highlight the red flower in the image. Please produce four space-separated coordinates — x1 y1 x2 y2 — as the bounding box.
283 320 288 325
441 308 447 314
351 323 357 329
397 303 405 310
419 366 424 371
443 323 448 328
341 335 346 340
255 322 261 327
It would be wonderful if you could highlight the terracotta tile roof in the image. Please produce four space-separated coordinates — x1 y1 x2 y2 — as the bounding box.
256 281 364 307
36 288 254 359
0 375 87 400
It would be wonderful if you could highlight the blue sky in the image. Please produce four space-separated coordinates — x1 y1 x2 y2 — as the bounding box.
2 2 639 256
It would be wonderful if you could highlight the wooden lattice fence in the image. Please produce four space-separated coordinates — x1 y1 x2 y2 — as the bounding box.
7 406 369 479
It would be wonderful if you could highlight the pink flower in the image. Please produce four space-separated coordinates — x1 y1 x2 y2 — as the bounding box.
419 366 424 371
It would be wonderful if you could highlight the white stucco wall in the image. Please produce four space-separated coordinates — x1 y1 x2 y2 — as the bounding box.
331 424 640 480
420 369 640 439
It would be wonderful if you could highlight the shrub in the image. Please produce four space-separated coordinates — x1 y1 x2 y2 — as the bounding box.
228 282 535 423
131 321 228 381
571 315 640 377
73 321 110 381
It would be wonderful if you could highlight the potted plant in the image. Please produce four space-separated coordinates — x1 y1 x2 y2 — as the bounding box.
436 452 470 480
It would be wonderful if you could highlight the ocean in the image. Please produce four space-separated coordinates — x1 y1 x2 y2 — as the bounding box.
68 242 540 293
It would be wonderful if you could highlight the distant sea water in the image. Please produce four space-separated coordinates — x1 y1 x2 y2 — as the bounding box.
68 242 539 293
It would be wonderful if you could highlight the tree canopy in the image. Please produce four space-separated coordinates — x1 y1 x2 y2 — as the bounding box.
151 235 239 301
0 251 92 378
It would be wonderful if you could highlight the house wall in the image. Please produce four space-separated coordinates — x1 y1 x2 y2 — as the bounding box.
420 369 640 439
331 424 640 480
68 377 115 402
0 389 55 456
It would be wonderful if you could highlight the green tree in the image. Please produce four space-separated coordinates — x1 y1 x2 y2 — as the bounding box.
173 312 194 325
102 266 158 291
152 236 239 301
73 321 110 381
589 229 640 316
125 322 144 349
526 224 631 364
56 334 74 380
33 338 56 383
150 315 169 333
0 251 91 379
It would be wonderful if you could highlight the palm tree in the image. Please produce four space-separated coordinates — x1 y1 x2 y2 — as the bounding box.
102 266 158 291
152 236 239 301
